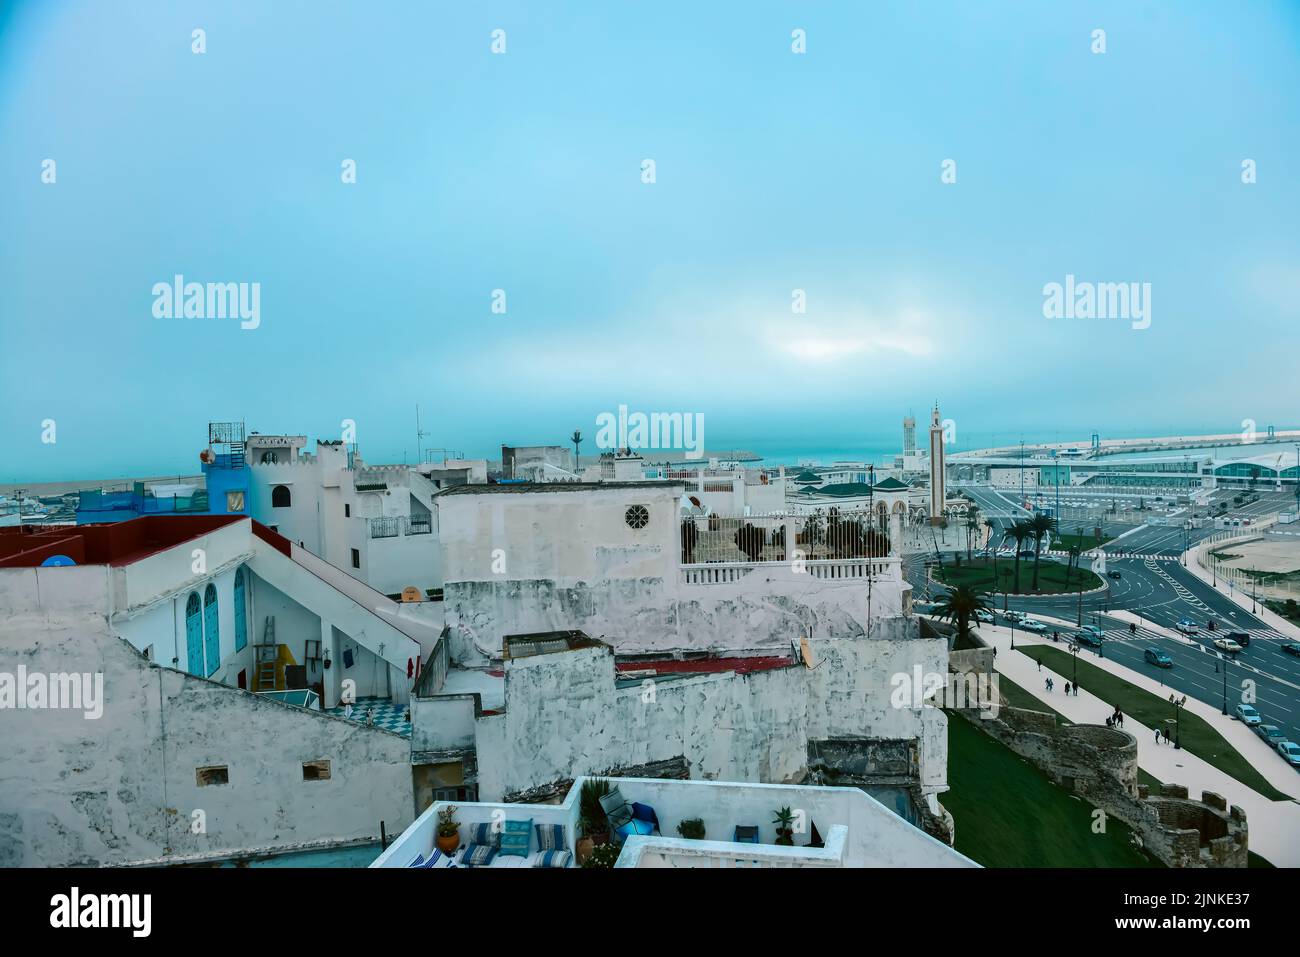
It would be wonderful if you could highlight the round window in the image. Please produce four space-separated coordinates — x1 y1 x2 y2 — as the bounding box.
625 504 649 529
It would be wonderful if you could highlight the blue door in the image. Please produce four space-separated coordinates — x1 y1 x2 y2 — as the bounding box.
233 570 247 652
185 592 204 675
203 584 220 676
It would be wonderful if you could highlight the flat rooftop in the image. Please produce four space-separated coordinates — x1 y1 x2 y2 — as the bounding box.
0 515 244 568
437 481 685 495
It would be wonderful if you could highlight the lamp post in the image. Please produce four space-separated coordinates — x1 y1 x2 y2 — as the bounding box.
1169 693 1188 749
1070 641 1079 690
1219 652 1228 715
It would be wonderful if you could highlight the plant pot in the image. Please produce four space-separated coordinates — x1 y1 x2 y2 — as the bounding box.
575 837 595 865
436 833 460 855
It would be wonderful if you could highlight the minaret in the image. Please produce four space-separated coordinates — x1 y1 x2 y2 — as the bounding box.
929 403 946 525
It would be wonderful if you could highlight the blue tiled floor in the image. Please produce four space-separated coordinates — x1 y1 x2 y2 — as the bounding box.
325 696 412 737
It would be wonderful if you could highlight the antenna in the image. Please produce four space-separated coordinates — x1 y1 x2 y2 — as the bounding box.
415 405 430 464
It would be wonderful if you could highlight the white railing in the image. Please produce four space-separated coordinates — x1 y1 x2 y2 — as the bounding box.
616 825 848 868
1195 516 1298 599
680 557 901 585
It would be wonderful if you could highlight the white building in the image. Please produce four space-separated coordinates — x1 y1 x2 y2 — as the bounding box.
0 516 441 866
246 434 449 597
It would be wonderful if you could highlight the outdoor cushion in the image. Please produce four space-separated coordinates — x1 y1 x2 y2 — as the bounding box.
499 819 532 857
467 822 500 847
409 849 452 868
630 802 659 829
534 823 566 852
614 817 657 839
459 843 498 867
531 849 572 868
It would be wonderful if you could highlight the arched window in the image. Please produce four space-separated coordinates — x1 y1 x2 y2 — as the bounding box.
203 583 220 677
185 592 204 676
233 569 248 652
271 485 291 508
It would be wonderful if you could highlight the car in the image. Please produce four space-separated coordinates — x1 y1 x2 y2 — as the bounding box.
1144 648 1173 668
1235 704 1262 726
1282 642 1300 657
1020 620 1048 634
1175 619 1199 635
1003 610 1026 622
1108 570 1122 580
1224 631 1250 647
1256 724 1286 746
1214 638 1244 654
1076 632 1103 648
975 609 994 623
1017 549 1034 558
1079 624 1105 640
1278 741 1300 769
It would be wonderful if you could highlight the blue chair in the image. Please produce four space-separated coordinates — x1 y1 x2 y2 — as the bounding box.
733 825 759 843
599 786 660 844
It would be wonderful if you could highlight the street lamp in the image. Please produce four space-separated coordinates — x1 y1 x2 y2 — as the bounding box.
1219 652 1228 715
1169 693 1188 749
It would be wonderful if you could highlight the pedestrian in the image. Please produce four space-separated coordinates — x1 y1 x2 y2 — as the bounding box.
993 647 997 658
1045 677 1051 692
1037 658 1042 671
1154 728 1160 745
1065 681 1072 696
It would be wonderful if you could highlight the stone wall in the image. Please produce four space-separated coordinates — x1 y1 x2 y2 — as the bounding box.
953 705 1247 867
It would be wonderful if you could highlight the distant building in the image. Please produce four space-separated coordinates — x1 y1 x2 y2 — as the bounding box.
928 404 946 524
903 415 916 454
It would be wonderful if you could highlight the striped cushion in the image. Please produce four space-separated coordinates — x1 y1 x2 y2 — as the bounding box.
532 849 571 869
534 823 566 852
467 822 500 847
409 849 447 868
460 843 498 867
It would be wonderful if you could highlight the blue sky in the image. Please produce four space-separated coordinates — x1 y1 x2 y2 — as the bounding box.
2 1 1298 481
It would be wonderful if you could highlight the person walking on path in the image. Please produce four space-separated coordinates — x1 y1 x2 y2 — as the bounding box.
1154 727 1161 745
1065 681 1072 696
1037 658 1042 671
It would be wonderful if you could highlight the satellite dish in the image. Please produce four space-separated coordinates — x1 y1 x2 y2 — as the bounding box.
199 448 215 464
40 555 76 567
400 586 422 603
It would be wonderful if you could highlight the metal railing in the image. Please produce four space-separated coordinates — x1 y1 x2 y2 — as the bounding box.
681 507 891 565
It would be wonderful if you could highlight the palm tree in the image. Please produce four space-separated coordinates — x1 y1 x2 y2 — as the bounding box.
937 584 991 645
1028 513 1056 591
964 505 981 563
1007 519 1032 593
570 430 582 472
983 518 996 558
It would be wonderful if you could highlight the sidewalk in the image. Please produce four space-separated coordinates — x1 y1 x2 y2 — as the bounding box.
977 623 1300 867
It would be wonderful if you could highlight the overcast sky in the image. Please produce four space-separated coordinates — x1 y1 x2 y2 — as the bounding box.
2 1 1298 481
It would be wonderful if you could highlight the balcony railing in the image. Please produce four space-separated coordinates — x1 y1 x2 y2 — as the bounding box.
680 557 900 585
368 515 432 539
682 506 891 565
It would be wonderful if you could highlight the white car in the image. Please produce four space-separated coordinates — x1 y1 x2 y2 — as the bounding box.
1175 619 1199 635
1234 704 1261 726
1020 620 1048 634
1278 741 1300 769
1213 638 1243 655
975 609 994 623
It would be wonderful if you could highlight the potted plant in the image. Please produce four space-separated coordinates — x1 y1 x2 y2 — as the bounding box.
676 818 705 840
581 842 621 868
772 807 795 846
435 804 460 855
578 778 611 847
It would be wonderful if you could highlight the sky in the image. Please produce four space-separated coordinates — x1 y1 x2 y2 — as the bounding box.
2 1 1299 482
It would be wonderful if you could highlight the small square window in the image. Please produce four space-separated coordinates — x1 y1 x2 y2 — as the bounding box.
303 760 331 781
351 549 360 569
196 766 229 787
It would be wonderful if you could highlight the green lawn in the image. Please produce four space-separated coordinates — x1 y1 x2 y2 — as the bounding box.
995 670 1071 724
1055 532 1115 551
944 714 1159 867
1018 646 1291 802
936 557 1103 595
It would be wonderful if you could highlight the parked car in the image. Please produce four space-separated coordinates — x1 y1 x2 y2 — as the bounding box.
1108 570 1122 580
975 609 994 623
1017 549 1035 558
1144 648 1173 668
1256 724 1286 746
1225 631 1251 647
1281 642 1300 657
1175 619 1199 635
1020 620 1048 634
1214 637 1244 654
1003 610 1026 622
1234 704 1262 726
1278 740 1300 769
1076 631 1103 648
